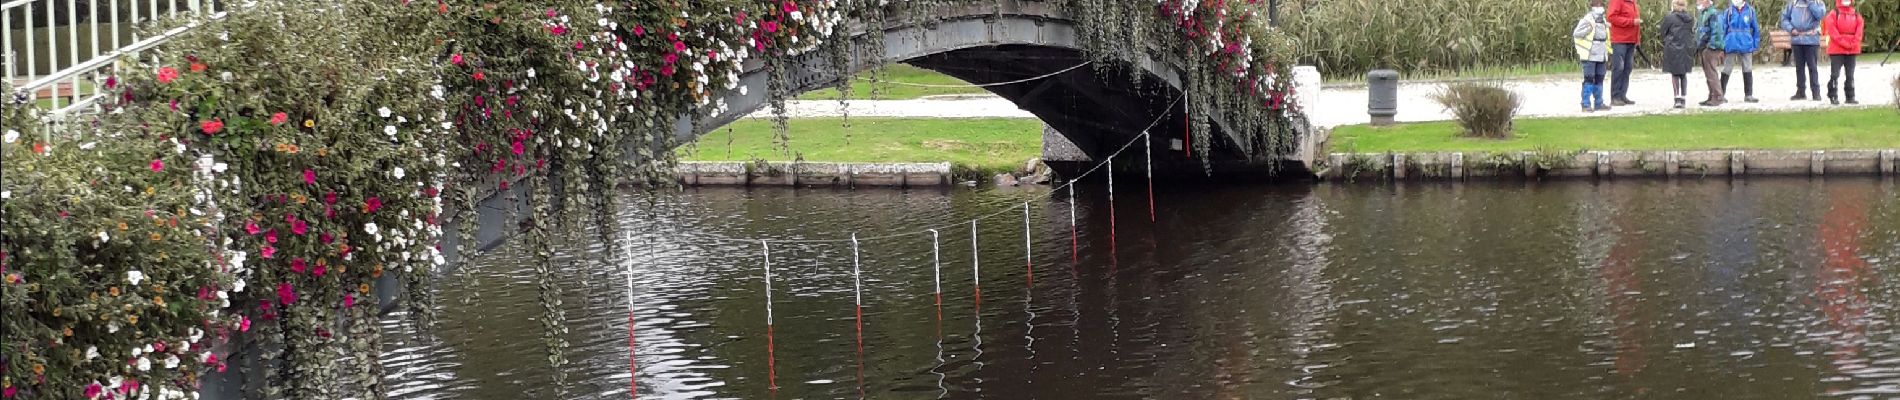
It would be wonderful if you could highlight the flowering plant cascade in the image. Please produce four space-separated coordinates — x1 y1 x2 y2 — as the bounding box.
1 0 1300 399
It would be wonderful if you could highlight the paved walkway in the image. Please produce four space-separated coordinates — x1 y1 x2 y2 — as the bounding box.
1311 62 1900 128
750 62 1899 128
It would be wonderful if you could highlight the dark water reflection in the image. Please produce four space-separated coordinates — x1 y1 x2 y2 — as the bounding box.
380 178 1900 399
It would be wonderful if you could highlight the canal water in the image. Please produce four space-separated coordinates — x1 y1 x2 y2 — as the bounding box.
379 178 1900 399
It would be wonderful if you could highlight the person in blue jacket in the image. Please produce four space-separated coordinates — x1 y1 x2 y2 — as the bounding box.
1720 0 1762 103
1780 0 1827 101
1697 0 1728 106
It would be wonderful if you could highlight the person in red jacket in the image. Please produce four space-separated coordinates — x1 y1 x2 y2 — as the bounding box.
1823 0 1863 104
1607 0 1642 105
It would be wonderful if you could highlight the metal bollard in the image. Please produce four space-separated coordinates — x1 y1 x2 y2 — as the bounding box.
1367 69 1399 126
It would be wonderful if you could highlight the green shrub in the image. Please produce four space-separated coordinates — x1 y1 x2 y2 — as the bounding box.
1432 83 1521 139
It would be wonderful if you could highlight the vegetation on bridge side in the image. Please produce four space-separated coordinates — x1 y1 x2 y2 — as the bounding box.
1 0 1305 399
1331 108 1900 153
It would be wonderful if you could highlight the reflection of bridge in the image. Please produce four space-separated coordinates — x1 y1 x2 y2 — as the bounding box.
442 0 1324 265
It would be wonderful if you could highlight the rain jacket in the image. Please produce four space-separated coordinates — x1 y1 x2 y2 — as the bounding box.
1661 10 1697 74
1779 0 1827 46
1698 5 1728 51
1608 0 1643 43
1823 0 1863 55
1575 9 1613 62
1723 3 1762 53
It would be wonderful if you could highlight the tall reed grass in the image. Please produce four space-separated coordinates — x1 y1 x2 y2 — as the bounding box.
1280 0 1897 78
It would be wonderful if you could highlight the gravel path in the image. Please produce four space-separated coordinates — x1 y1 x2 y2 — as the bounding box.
750 62 1899 127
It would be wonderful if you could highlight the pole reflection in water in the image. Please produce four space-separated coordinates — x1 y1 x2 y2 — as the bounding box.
381 180 1900 399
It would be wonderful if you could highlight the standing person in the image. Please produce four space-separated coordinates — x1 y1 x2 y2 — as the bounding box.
1823 0 1863 104
1698 0 1728 106
1607 0 1643 105
1576 1 1615 112
1780 0 1827 100
1721 0 1763 103
1661 0 1698 109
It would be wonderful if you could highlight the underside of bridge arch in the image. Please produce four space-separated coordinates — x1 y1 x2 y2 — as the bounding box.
905 45 1286 181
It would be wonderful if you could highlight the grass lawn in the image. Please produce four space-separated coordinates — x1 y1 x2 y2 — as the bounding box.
680 117 1043 174
796 64 991 101
1331 108 1900 153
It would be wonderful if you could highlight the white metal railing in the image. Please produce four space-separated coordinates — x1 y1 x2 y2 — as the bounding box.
4 0 227 135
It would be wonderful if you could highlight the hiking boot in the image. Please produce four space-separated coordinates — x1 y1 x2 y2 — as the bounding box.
1674 98 1686 109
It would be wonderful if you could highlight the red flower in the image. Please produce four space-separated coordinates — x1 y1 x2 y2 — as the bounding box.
290 258 307 274
150 159 165 172
450 53 464 65
303 169 316 185
84 383 103 399
364 197 383 213
312 263 326 277
323 191 338 204
633 25 645 36
472 71 485 81
105 76 118 89
549 25 567 35
290 217 308 236
511 141 525 155
269 112 288 125
319 232 333 244
157 67 180 84
344 293 355 308
200 119 225 135
276 282 297 305
190 62 207 73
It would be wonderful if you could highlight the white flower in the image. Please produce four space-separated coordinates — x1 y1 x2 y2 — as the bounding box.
220 71 233 82
136 357 151 372
392 167 406 180
440 121 453 130
232 278 245 293
164 355 179 369
212 162 228 173
364 222 379 236
79 141 96 149
1 190 9 199
378 107 392 118
98 231 111 243
384 125 397 136
86 346 99 360
108 323 121 333
2 129 17 144
527 68 536 78
127 270 145 286
430 85 445 100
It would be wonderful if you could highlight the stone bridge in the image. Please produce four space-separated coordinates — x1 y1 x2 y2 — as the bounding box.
434 0 1323 268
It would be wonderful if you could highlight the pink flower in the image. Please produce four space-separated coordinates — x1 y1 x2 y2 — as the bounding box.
364 197 383 214
150 159 165 172
276 282 296 305
105 76 118 89
265 229 278 244
290 258 306 274
245 220 262 235
673 41 687 52
633 25 645 36
574 40 585 50
157 67 180 84
323 191 338 205
545 8 557 18
473 71 486 81
736 12 748 25
269 112 288 125
783 1 798 13
260 245 276 259
290 217 308 236
344 293 355 308
200 119 224 135
319 232 333 244
204 353 218 366
763 21 779 33
84 383 103 398
549 25 567 35
511 141 525 155
450 53 464 65
303 169 316 185
312 263 326 277
237 316 250 332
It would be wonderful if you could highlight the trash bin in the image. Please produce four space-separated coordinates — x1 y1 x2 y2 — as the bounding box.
1367 69 1399 126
